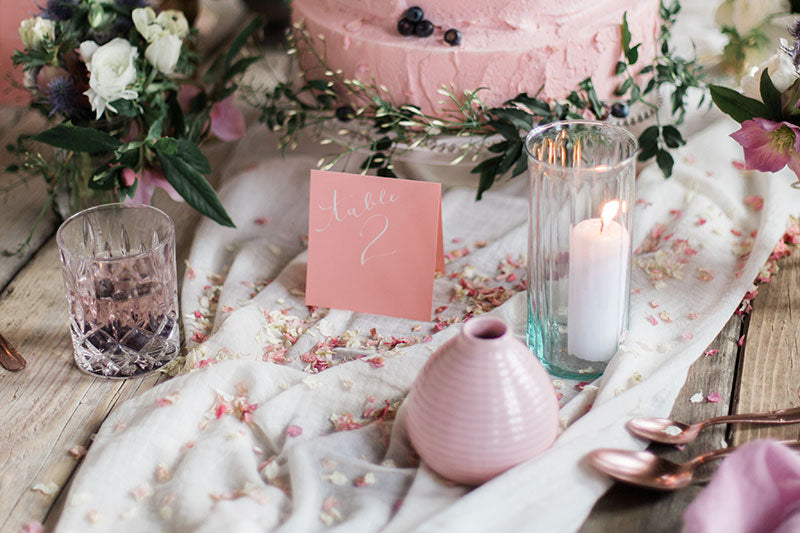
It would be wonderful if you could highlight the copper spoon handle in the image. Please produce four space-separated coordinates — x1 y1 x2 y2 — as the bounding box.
699 406 800 429
0 333 26 371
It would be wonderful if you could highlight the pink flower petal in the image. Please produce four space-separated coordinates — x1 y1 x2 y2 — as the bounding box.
210 97 246 142
287 425 303 437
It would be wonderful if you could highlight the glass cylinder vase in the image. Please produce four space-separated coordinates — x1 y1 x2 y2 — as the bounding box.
525 121 637 380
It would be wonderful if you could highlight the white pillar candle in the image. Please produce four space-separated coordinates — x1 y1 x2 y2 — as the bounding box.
567 202 630 362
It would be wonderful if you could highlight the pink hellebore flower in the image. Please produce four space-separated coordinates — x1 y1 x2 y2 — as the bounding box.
121 167 183 205
177 85 245 141
730 118 800 177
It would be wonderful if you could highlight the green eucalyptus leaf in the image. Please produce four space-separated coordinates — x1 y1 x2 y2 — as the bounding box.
490 108 534 131
156 149 235 227
30 124 121 153
621 12 632 57
709 84 770 123
626 43 640 65
615 77 633 96
176 139 212 174
661 125 685 149
488 119 523 141
226 56 261 80
225 17 263 70
656 149 675 178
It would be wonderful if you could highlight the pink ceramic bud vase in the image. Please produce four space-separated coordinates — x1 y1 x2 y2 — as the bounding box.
405 315 560 485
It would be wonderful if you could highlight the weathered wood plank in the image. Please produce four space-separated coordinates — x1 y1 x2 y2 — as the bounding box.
580 315 743 532
0 107 57 290
730 252 800 445
0 135 237 532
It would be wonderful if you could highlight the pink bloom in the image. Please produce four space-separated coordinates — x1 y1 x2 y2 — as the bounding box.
209 95 245 141
122 167 182 205
730 119 800 177
286 425 303 437
178 86 245 141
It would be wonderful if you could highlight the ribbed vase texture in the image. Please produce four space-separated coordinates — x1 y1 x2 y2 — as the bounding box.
405 316 560 485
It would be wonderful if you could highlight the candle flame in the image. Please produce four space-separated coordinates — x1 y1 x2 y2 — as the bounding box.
600 200 621 232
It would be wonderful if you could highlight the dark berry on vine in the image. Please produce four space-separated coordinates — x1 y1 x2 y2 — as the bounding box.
397 18 415 36
610 102 630 118
404 6 424 22
415 20 434 37
444 28 461 46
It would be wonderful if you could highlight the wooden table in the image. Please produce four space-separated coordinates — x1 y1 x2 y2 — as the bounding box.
0 105 798 532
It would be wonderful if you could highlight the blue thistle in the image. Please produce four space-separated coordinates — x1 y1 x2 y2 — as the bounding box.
43 76 80 118
41 0 78 21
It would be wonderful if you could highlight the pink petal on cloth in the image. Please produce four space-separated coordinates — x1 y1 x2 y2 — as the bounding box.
210 96 245 141
683 440 800 533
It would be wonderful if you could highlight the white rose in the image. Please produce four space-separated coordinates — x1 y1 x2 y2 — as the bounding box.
718 0 790 35
156 10 189 39
18 17 55 51
741 41 799 100
145 32 182 74
133 7 162 42
80 38 139 119
134 7 189 41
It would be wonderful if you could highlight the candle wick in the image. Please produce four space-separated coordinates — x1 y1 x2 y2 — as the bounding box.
600 219 605 233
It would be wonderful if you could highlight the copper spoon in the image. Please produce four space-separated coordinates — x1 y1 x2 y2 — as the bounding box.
587 440 800 491
626 407 800 445
0 333 26 371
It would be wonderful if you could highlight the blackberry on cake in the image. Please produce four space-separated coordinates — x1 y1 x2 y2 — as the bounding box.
444 28 461 46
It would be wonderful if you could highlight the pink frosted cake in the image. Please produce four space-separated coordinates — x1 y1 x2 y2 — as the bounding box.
291 0 660 115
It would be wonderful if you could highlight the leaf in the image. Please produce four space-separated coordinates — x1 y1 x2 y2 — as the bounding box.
661 125 685 148
508 93 551 117
511 151 528 178
225 17 262 70
615 61 627 76
621 12 632 58
30 124 121 153
626 43 640 65
656 149 674 178
225 56 260 79
709 84 770 123
176 139 212 174
156 149 235 227
759 69 783 121
473 156 502 200
497 141 523 175
488 119 523 141
490 108 534 131
146 117 165 142
615 77 633 96
579 78 604 118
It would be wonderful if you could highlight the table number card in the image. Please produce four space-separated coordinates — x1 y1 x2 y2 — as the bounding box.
306 170 443 321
